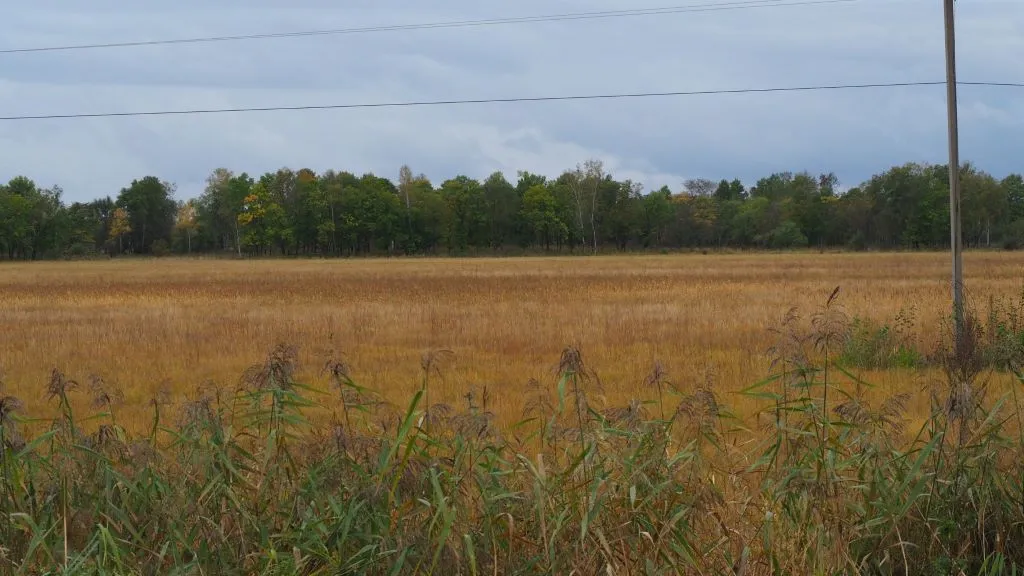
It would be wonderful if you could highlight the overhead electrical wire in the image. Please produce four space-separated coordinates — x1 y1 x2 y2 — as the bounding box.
1 81 1021 122
0 0 858 54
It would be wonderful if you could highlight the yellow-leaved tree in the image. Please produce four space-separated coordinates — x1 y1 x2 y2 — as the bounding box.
176 200 197 254
108 207 131 255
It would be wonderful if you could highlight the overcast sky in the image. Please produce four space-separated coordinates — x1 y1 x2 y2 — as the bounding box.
1 0 1022 202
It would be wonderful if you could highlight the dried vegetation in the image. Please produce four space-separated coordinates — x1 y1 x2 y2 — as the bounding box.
1 254 1024 573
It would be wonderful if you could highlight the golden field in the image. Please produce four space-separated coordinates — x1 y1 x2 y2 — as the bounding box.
2 251 1023 432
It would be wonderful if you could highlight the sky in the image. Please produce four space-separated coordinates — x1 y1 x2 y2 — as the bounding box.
0 0 1022 203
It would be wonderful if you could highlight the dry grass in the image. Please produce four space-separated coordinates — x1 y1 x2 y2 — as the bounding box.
2 252 1022 433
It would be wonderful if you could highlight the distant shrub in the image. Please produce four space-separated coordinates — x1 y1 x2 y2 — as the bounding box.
768 220 808 249
151 239 170 257
847 230 868 251
1003 220 1024 251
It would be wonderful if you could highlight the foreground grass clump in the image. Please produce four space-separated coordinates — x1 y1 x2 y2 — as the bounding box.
839 291 1024 372
1 293 1023 574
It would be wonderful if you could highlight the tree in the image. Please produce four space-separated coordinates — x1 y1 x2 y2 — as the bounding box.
196 168 250 256
768 220 808 249
116 176 176 254
0 184 34 259
862 163 948 248
439 176 488 252
398 165 415 251
714 179 746 202
521 184 567 251
602 180 642 250
0 177 68 260
569 159 604 254
961 164 1004 247
641 187 673 247
237 182 289 255
391 169 440 254
819 172 839 197
684 178 717 197
482 171 520 249
1004 174 1024 221
65 197 113 256
731 197 772 246
750 172 795 202
176 200 198 254
108 207 131 255
9 157 1024 258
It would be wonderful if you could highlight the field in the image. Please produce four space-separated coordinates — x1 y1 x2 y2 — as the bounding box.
4 252 1024 574
3 252 1024 431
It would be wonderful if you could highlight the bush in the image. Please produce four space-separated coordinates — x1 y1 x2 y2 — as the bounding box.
63 243 95 260
847 230 868 251
839 308 923 369
981 293 1024 368
768 220 808 249
1002 220 1024 251
838 292 1024 372
150 239 170 257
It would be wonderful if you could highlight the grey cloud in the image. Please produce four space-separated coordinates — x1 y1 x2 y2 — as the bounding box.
0 0 1022 202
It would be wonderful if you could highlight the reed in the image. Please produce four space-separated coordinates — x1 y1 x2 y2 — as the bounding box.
0 288 1022 574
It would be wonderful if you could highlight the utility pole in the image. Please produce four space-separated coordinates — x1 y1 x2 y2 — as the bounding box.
944 0 964 342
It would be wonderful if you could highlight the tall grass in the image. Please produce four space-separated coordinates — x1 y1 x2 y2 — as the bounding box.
1 292 1023 574
6 253 1024 434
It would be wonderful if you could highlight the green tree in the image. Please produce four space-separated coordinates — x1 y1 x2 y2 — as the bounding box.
482 171 520 249
0 184 34 259
768 220 808 249
731 196 772 246
65 197 113 256
0 177 68 260
238 182 290 255
961 164 1005 248
195 168 252 255
1003 174 1024 221
862 163 947 248
521 184 567 251
439 176 488 253
750 172 794 202
394 169 443 254
116 176 176 254
601 179 642 250
640 187 673 247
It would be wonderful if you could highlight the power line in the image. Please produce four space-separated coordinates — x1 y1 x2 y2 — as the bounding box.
0 0 857 55
2 81 1020 122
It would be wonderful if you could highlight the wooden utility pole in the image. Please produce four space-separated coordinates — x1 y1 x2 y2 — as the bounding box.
944 0 964 338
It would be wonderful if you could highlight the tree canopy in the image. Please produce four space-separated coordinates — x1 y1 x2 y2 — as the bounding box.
2 160 1022 259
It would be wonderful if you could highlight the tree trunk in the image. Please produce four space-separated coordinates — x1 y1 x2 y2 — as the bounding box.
571 183 587 251
589 179 598 254
590 208 598 255
331 204 338 256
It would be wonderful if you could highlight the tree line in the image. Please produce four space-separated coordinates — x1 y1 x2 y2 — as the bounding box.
2 159 1023 260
